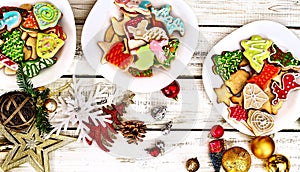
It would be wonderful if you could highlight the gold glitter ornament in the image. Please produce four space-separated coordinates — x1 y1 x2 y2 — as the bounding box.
185 158 200 172
0 124 75 172
266 154 290 172
222 146 251 172
44 98 58 113
251 136 275 159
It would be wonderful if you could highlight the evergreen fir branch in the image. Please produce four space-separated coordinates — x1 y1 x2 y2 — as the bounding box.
36 107 53 134
16 66 37 98
39 88 50 100
17 65 53 134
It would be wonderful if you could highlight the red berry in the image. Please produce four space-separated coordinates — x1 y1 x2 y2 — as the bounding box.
210 125 224 138
149 147 161 157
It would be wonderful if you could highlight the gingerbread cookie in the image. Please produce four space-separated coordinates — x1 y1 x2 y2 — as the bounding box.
212 50 244 81
105 39 133 70
98 34 121 63
269 44 300 69
0 6 28 19
243 83 269 109
45 25 67 40
230 93 243 107
0 30 24 62
127 19 168 42
241 35 272 73
151 5 184 36
36 33 64 59
214 84 233 106
228 105 247 122
225 69 250 95
135 44 154 70
248 63 280 90
128 67 153 77
22 58 57 78
114 0 152 16
0 53 18 71
247 110 275 136
271 73 300 105
22 11 39 30
0 11 22 31
111 14 131 36
33 2 62 30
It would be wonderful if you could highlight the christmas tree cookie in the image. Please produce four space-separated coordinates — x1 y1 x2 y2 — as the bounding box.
0 30 24 62
212 50 243 81
269 44 300 69
241 35 272 73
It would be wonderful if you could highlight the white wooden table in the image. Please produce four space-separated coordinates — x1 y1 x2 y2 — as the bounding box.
1 0 300 171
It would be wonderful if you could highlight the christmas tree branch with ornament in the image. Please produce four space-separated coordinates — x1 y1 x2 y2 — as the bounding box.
16 65 53 133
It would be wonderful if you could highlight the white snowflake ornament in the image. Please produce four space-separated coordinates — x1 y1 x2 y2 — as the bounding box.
47 77 112 141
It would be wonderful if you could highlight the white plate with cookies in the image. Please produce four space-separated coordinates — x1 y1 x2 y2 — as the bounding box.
203 20 300 136
0 0 76 90
81 0 198 93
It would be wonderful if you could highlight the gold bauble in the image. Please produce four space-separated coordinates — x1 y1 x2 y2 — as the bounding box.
266 154 290 172
251 136 275 159
44 99 57 113
222 146 251 172
185 158 200 172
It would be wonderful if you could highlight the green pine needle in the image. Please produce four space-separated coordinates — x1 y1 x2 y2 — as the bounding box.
16 65 53 134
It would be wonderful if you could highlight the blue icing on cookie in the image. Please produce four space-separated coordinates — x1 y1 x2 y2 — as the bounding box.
139 0 151 11
0 11 21 31
151 5 185 36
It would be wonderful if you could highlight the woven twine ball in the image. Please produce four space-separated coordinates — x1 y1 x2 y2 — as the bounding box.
0 91 36 131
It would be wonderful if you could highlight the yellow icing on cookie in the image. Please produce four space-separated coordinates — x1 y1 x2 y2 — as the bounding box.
241 35 272 73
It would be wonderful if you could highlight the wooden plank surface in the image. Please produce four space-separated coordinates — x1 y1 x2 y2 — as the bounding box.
1 131 300 172
1 0 300 171
69 0 300 26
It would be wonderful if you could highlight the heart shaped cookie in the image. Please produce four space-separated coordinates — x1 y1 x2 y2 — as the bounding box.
36 33 64 59
247 110 275 136
105 39 133 70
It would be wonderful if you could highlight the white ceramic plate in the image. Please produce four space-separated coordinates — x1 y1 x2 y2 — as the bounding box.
81 0 198 93
203 20 300 136
0 0 76 90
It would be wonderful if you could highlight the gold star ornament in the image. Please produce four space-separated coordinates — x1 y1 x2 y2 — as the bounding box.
0 124 75 172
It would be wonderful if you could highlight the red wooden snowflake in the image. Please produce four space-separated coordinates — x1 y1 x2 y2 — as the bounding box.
84 117 117 152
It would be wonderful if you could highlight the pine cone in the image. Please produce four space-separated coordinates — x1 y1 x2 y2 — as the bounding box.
120 120 147 145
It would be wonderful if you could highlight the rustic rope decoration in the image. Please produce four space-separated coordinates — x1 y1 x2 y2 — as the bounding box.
0 91 36 131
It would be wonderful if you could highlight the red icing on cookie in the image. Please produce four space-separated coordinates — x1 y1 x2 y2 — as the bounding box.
248 63 280 90
106 41 133 70
0 53 18 71
271 73 300 105
22 11 39 30
229 105 247 121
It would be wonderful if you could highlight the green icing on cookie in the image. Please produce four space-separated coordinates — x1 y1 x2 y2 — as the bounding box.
162 38 180 68
36 33 64 59
212 50 243 81
22 57 57 78
241 35 272 73
269 44 300 68
135 44 154 70
128 67 153 77
0 30 24 62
